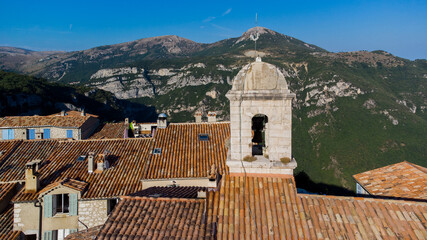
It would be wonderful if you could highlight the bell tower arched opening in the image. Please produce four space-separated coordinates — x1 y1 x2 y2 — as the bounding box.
251 114 268 156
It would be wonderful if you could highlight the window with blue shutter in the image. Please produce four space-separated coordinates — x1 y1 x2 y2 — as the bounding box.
43 129 51 139
43 195 53 218
69 193 78 216
66 130 73 138
43 231 53 240
28 129 36 140
2 129 14 140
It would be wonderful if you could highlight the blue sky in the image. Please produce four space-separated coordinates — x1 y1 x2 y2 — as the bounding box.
0 0 426 60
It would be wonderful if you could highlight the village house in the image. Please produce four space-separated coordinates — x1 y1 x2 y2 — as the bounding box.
0 110 99 140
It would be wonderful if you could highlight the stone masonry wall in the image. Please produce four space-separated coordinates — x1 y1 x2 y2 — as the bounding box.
78 199 108 230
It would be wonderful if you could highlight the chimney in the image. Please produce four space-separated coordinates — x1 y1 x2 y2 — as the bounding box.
125 118 129 125
88 152 95 173
81 109 86 116
194 111 202 123
207 111 217 123
25 162 39 193
60 111 66 116
96 155 104 172
197 190 206 199
157 113 168 129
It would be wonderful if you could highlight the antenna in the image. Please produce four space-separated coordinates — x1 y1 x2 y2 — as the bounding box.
250 13 260 60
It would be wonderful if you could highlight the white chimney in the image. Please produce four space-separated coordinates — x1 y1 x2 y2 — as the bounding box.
208 111 217 123
157 113 168 129
88 152 95 173
125 118 129 125
60 111 66 116
194 111 202 123
81 109 86 116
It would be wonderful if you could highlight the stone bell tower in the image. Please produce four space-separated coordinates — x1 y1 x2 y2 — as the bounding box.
226 57 297 175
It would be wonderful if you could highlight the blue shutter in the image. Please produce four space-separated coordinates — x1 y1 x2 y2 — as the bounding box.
2 130 8 140
2 129 14 140
8 129 14 139
28 129 36 139
43 129 51 139
69 193 78 216
43 231 53 240
66 130 73 138
44 195 53 218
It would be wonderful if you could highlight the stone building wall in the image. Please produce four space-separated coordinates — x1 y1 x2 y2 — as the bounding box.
229 98 292 162
78 199 108 230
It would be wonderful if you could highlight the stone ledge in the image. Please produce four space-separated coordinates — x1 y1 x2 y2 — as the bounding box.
227 156 297 175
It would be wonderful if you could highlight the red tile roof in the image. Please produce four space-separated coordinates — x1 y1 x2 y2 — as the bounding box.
65 225 102 240
0 115 94 128
206 175 309 239
130 186 205 199
12 138 152 201
97 196 206 240
206 174 427 239
298 194 427 239
0 183 16 203
38 178 88 196
143 122 230 179
89 123 127 139
47 110 98 118
0 139 59 182
353 161 427 200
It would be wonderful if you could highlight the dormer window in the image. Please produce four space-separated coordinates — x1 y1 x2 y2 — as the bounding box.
77 155 86 161
153 148 162 154
199 134 209 141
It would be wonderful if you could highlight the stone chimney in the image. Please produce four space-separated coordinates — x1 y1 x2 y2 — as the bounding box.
207 111 217 123
157 113 168 129
125 118 129 125
194 111 202 123
88 152 95 173
60 110 66 116
96 154 104 172
81 109 86 116
25 162 39 193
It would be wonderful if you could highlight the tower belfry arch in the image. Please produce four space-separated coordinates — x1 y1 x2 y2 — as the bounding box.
226 58 297 175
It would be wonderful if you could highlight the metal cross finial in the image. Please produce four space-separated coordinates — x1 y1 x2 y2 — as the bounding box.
250 13 259 59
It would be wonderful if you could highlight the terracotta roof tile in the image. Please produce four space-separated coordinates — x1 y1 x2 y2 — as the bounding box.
130 186 205 199
353 161 427 199
47 110 98 118
0 183 16 203
12 138 152 201
38 178 88 196
96 196 206 240
298 194 427 239
0 139 59 182
206 174 309 239
143 122 230 179
65 225 102 240
89 123 127 139
0 115 94 128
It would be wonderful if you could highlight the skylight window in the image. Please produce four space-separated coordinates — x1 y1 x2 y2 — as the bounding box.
199 134 209 141
77 155 87 161
153 148 162 154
